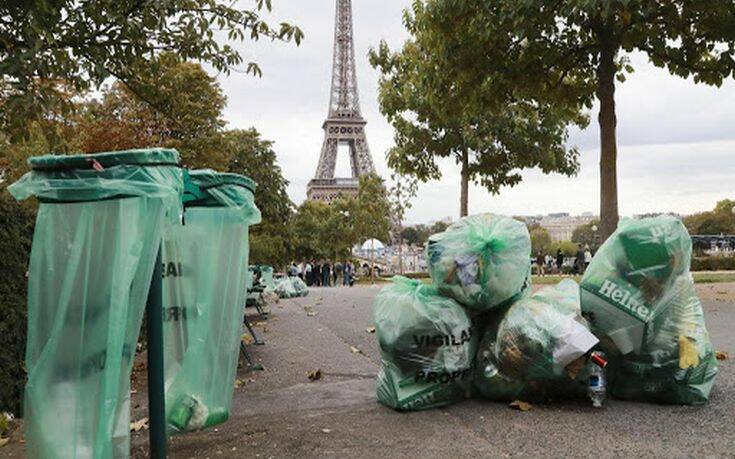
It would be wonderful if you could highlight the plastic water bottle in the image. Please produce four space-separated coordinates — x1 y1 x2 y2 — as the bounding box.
588 352 607 408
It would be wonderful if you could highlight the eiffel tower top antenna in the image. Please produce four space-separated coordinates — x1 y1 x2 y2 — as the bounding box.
307 0 376 203
329 0 361 118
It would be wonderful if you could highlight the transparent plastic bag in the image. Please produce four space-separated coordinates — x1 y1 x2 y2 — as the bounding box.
275 277 298 298
163 171 261 433
426 214 531 312
581 216 717 404
9 149 183 458
290 276 309 297
474 280 597 402
373 277 476 411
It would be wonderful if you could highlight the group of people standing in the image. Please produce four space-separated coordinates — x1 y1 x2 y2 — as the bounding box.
535 244 594 276
289 260 356 287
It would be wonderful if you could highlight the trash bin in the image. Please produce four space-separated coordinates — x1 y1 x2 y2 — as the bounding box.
162 170 261 432
8 149 183 459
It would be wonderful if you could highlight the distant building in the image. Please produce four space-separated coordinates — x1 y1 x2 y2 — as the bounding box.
538 213 597 241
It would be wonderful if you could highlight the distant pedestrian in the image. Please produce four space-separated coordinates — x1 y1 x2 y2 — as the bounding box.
536 251 545 276
314 260 322 287
575 244 585 274
343 260 352 286
334 261 343 286
304 261 313 286
289 262 298 277
322 260 332 287
556 249 564 273
584 245 593 269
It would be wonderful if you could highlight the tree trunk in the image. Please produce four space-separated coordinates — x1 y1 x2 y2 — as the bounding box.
460 149 469 218
596 35 620 241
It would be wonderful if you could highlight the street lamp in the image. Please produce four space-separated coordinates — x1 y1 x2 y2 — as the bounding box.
591 225 599 251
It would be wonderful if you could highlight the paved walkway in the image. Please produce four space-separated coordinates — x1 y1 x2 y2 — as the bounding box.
134 284 735 458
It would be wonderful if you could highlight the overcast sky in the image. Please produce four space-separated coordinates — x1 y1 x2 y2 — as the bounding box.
214 0 735 224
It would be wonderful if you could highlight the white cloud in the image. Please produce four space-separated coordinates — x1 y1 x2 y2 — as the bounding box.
216 0 735 223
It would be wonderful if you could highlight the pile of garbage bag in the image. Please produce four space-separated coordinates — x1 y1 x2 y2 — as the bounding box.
372 213 718 412
426 214 531 312
275 276 298 298
474 280 597 402
291 276 310 297
580 216 718 405
374 277 476 410
274 276 309 299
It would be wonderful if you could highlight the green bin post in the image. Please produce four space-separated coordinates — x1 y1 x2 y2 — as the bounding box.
146 247 167 458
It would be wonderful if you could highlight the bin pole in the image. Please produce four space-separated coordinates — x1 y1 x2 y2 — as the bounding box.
146 246 166 458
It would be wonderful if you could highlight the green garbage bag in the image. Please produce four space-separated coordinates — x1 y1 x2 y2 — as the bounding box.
426 214 531 312
260 266 277 292
474 280 598 402
373 277 477 411
580 216 718 404
8 149 183 459
291 276 309 297
275 276 298 298
163 170 261 433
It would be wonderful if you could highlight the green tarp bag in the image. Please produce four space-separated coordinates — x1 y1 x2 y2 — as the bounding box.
275 276 298 298
8 149 183 459
474 280 598 402
260 266 276 292
426 214 531 312
373 277 477 411
291 276 309 297
162 170 261 433
580 216 718 404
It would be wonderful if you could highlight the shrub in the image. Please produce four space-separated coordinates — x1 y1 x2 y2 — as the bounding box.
691 256 735 272
0 191 35 416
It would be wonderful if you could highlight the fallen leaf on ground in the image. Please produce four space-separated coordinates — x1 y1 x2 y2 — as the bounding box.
241 333 254 345
306 311 318 317
0 438 9 447
350 346 363 354
321 428 331 433
130 418 149 432
234 379 246 388
716 351 729 361
307 369 322 381
365 327 376 334
509 400 533 412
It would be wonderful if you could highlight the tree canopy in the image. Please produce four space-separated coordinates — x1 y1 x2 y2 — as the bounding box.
369 2 587 217
226 128 295 267
684 200 735 235
572 219 602 250
291 174 392 262
428 1 735 237
79 53 230 169
0 2 301 92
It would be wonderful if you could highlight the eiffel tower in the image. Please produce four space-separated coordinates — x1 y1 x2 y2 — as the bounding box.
307 0 376 203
